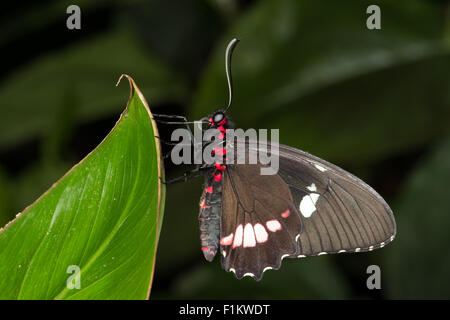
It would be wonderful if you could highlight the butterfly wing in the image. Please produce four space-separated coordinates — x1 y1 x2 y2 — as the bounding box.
220 138 396 280
219 164 302 280
275 143 396 257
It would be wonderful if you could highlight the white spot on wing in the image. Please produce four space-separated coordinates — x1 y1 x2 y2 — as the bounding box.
232 224 243 248
281 254 289 260
299 193 320 217
243 273 255 278
298 254 306 258
314 164 327 172
230 268 236 274
263 267 273 273
355 248 361 252
254 223 268 243
306 183 317 192
338 250 346 253
243 223 256 247
266 219 282 232
318 252 327 255
369 245 374 251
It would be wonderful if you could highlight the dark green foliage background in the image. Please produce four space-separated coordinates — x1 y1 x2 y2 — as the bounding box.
0 0 449 299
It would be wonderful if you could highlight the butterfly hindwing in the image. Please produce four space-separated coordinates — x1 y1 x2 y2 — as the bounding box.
219 164 301 280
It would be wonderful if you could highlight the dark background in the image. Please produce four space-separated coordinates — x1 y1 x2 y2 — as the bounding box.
0 0 449 299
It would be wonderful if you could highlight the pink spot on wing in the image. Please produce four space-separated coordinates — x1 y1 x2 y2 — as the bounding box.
232 224 243 248
220 233 234 246
253 223 268 243
266 219 282 232
281 209 291 218
243 223 256 247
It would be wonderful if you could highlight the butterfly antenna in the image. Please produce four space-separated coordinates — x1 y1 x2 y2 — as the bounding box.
224 38 240 112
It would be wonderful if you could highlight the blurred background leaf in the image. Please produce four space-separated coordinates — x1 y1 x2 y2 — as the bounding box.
0 26 186 151
1 0 449 299
385 137 450 299
192 0 450 165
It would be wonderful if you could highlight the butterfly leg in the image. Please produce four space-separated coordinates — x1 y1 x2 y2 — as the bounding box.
162 167 205 185
152 113 204 141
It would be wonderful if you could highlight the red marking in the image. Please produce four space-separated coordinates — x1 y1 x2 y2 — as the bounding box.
218 119 227 126
281 209 291 218
214 173 222 182
208 117 213 123
206 186 213 193
215 163 226 171
213 146 226 156
200 200 207 208
217 126 226 132
218 132 225 139
220 233 234 246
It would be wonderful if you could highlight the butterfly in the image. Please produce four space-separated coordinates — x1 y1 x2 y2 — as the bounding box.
158 39 396 281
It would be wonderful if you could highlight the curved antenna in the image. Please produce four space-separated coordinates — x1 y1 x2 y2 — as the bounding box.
224 38 240 112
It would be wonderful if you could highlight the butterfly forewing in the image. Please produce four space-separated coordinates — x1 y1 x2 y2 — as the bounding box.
219 164 302 280
275 143 396 256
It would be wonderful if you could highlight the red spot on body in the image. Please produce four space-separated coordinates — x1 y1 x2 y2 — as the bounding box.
200 200 207 208
218 119 227 126
218 132 225 139
201 246 216 262
281 209 291 218
214 173 222 181
215 163 226 171
206 186 213 193
213 146 226 156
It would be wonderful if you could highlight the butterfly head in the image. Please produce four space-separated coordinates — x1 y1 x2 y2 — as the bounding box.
208 110 227 128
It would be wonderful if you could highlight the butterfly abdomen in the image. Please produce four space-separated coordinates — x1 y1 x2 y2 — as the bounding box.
199 173 223 261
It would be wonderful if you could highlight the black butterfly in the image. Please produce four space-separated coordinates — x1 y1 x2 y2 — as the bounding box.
157 39 396 281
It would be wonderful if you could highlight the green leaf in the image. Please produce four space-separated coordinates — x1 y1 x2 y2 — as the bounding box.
191 0 450 165
385 136 450 299
0 75 165 300
0 26 186 151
